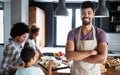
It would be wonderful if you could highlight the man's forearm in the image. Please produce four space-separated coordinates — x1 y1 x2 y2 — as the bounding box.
82 54 106 64
66 50 97 61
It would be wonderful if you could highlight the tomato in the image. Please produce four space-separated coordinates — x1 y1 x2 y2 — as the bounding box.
56 53 61 56
59 51 64 56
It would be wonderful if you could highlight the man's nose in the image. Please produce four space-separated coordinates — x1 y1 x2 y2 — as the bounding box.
84 13 89 17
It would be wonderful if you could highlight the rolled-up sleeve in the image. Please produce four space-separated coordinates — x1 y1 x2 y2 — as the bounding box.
67 30 75 41
98 30 107 43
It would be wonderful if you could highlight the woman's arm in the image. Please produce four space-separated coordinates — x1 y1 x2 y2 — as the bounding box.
48 60 54 75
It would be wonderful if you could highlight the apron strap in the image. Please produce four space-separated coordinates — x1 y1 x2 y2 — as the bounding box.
76 26 97 50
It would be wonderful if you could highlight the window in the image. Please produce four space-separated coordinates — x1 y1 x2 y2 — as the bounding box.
75 9 82 27
56 9 72 46
0 10 4 44
55 8 82 46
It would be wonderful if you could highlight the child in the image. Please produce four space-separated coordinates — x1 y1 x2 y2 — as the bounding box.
27 25 40 50
26 25 42 61
15 46 53 75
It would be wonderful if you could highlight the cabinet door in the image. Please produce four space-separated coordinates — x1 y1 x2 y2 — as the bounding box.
29 6 46 48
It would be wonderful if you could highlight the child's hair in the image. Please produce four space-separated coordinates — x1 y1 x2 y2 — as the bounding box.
21 45 35 63
81 1 95 12
23 42 30 48
10 22 29 38
30 25 40 34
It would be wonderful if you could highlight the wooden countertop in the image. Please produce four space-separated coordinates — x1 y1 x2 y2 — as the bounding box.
101 67 120 75
39 64 120 75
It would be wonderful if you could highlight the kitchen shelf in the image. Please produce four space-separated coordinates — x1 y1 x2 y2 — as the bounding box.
110 10 120 13
109 21 120 24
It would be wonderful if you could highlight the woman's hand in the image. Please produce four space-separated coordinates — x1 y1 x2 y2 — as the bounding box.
48 60 54 68
48 60 54 75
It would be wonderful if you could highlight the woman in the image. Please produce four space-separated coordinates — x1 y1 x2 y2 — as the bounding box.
1 22 29 75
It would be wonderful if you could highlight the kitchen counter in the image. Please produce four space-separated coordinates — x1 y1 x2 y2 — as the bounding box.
39 47 120 75
101 67 120 75
39 64 120 75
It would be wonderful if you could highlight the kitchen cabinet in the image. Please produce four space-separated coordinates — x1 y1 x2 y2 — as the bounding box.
29 6 46 48
107 1 120 32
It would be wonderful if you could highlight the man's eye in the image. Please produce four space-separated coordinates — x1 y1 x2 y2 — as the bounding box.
82 12 86 14
88 13 91 14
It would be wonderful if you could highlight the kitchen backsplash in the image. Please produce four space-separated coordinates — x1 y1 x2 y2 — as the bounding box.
41 47 65 53
107 33 120 51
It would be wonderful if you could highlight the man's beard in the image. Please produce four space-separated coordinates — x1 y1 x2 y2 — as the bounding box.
82 17 91 26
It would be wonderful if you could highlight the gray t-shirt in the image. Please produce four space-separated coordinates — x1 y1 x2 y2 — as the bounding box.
67 26 107 48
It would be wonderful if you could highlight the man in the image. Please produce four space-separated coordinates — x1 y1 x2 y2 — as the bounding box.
65 1 108 75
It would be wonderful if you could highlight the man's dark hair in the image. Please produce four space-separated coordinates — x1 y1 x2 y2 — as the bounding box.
21 47 35 63
10 22 29 38
81 1 95 12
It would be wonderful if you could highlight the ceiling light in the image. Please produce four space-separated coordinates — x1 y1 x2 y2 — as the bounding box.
55 0 68 16
95 0 109 18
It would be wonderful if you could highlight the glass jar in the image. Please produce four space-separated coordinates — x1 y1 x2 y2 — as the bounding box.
115 25 120 32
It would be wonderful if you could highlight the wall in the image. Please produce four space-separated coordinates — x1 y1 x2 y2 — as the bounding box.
21 0 29 24
107 33 120 52
11 0 21 26
11 0 29 26
0 1 11 68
